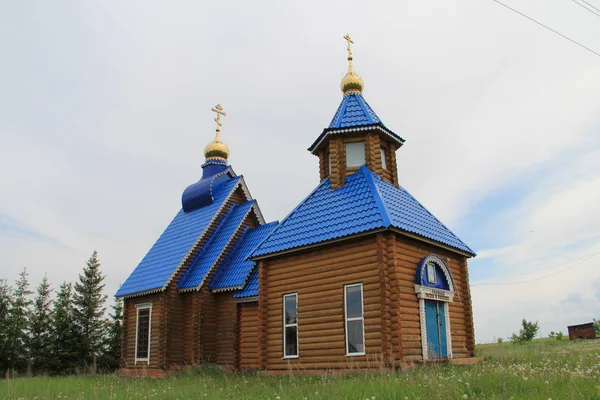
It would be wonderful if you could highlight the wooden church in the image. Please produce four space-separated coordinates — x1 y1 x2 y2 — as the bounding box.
115 36 477 376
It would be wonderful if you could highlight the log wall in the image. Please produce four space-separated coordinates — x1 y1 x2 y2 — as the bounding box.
121 292 163 369
238 302 259 369
261 236 386 370
393 234 474 361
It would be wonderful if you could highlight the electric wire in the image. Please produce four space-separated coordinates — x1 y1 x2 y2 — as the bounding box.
572 0 600 18
491 0 600 58
472 251 600 286
580 0 600 13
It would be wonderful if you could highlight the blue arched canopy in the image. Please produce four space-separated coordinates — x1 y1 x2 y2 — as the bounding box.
414 254 455 292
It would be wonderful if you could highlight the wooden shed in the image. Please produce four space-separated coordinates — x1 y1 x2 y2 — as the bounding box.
115 37 477 376
567 323 595 340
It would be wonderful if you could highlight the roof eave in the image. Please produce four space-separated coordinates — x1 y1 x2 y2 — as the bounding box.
308 123 405 154
251 227 387 261
389 227 476 258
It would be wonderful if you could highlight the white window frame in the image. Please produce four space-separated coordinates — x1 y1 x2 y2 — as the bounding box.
282 293 299 358
346 141 365 167
380 147 387 170
135 302 152 365
344 283 366 356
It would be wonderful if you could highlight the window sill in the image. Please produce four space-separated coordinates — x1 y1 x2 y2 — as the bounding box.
345 352 366 357
282 355 299 359
135 358 150 364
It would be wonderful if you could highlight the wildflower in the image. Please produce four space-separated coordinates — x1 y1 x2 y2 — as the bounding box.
463 395 468 399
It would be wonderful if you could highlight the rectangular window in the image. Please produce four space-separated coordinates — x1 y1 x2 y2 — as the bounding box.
346 141 365 167
344 283 365 355
135 303 152 363
380 147 387 170
283 293 298 357
427 263 437 284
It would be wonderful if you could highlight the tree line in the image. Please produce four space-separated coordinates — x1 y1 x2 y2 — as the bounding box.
0 251 121 377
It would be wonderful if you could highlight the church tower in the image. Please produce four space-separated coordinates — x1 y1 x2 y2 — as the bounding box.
308 35 405 189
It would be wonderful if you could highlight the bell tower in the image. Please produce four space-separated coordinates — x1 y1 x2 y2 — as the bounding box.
308 35 405 189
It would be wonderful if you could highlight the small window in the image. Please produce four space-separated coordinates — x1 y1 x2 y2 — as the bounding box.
344 283 365 355
346 142 365 167
380 147 387 170
135 303 152 363
328 152 332 176
283 293 298 357
427 263 437 284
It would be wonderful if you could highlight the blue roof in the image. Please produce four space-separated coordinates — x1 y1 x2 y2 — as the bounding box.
329 93 381 128
210 221 278 291
308 93 404 153
177 200 256 290
233 267 259 298
252 166 475 258
115 175 242 297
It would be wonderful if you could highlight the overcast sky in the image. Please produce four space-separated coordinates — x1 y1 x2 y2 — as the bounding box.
1 0 599 343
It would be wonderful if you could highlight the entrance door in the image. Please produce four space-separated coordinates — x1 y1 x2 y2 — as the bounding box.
425 299 447 359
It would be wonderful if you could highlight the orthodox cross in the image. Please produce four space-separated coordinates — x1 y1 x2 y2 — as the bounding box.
343 34 354 61
211 104 227 138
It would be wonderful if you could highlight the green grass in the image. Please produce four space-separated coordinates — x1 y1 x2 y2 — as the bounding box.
2 339 599 400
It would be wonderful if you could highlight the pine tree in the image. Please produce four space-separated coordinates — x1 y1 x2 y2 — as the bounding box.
0 279 13 376
51 282 79 375
5 268 33 375
99 297 123 370
29 275 53 374
73 251 107 372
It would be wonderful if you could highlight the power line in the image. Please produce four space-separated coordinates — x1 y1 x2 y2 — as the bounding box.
572 0 600 18
491 0 600 58
580 0 600 13
472 251 600 286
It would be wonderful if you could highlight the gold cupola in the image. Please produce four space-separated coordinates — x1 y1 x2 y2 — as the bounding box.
340 34 364 95
204 104 230 161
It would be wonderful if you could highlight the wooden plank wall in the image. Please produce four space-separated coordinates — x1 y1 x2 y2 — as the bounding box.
121 292 163 369
214 293 237 366
262 236 384 370
394 234 474 361
238 302 259 369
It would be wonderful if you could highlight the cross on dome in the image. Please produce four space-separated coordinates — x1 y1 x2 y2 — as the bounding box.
204 103 230 161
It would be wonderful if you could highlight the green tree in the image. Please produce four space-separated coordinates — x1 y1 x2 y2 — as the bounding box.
5 268 33 374
73 251 107 372
99 297 123 371
50 282 80 375
593 319 600 338
0 279 13 376
511 318 540 344
29 275 53 374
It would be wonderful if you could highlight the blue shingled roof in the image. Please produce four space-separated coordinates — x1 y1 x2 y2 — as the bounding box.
308 93 404 153
115 176 242 298
177 200 256 290
252 166 475 258
233 267 259 298
210 221 278 291
329 93 381 128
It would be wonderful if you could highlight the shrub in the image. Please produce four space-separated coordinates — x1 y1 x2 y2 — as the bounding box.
511 319 540 344
497 337 503 344
593 319 600 338
556 331 564 340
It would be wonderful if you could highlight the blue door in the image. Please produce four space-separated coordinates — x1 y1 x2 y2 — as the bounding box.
425 300 448 358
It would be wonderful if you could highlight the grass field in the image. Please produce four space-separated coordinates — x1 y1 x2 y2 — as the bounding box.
1 339 599 400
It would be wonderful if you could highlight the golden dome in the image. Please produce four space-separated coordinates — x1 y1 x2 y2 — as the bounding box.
204 132 229 161
341 64 364 95
204 104 229 161
341 34 363 95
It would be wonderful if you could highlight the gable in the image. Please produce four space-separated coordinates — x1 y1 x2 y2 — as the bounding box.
210 221 278 292
177 200 258 291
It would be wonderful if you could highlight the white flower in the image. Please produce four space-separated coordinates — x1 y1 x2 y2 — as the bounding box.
462 395 468 399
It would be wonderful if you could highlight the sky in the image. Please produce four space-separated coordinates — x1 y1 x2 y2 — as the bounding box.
1 0 599 343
